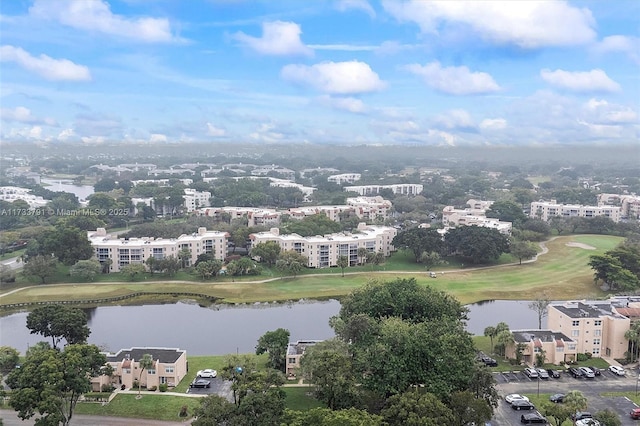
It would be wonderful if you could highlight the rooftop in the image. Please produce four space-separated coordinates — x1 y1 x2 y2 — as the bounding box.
287 340 323 356
550 301 627 319
511 329 574 344
105 347 186 364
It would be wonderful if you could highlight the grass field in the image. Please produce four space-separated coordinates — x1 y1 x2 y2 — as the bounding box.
0 235 623 306
75 393 200 422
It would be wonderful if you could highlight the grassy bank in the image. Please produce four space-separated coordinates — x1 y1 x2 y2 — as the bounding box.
0 235 622 307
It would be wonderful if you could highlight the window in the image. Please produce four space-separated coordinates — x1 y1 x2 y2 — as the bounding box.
592 348 600 355
568 344 576 351
123 368 131 374
165 367 174 373
594 330 601 337
571 330 579 337
288 358 296 364
534 347 541 353
148 369 156 375
593 338 601 346
556 346 564 352
572 320 580 326
594 320 602 326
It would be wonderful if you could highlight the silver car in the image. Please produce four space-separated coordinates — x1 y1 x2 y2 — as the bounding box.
536 368 549 379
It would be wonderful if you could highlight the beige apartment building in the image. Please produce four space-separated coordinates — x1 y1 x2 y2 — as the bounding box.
506 330 577 365
530 201 622 222
286 340 322 378
442 199 512 235
344 183 423 196
547 300 631 359
346 196 393 221
250 223 397 268
88 227 229 273
598 193 640 220
91 347 187 391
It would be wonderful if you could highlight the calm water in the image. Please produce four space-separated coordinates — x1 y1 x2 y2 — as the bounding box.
41 178 95 202
0 299 540 355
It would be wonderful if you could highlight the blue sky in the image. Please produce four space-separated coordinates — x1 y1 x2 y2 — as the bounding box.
0 0 638 146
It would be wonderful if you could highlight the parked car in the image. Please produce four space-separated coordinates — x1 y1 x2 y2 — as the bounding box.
429 271 437 278
479 356 498 367
630 408 640 419
512 400 536 411
506 394 530 404
575 420 599 426
197 369 217 378
571 412 593 421
536 368 549 379
524 367 539 379
579 367 595 378
568 367 583 378
549 393 565 403
608 365 625 376
190 379 211 388
520 412 548 424
546 369 561 378
587 366 601 376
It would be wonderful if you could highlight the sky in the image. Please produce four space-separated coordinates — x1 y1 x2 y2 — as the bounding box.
0 0 638 146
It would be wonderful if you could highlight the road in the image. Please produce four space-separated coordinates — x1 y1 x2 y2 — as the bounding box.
0 256 23 271
0 410 192 426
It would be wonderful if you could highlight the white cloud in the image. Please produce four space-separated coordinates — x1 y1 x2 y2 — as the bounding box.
404 61 500 95
583 99 638 124
592 35 640 64
427 129 457 146
281 60 386 94
149 133 167 143
206 123 226 137
0 106 58 126
383 0 596 49
335 0 376 18
57 128 76 141
232 21 313 56
318 95 366 113
480 118 507 130
0 45 91 81
249 123 285 143
434 109 475 130
29 0 179 43
540 69 621 93
308 44 377 51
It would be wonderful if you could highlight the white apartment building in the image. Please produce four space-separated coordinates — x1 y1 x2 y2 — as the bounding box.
547 300 631 359
88 227 229 273
183 188 211 212
288 205 353 222
0 186 49 208
346 196 393 221
327 173 361 185
344 183 423 196
442 199 512 235
598 193 640 220
197 207 282 228
249 223 396 268
131 179 193 187
530 201 622 222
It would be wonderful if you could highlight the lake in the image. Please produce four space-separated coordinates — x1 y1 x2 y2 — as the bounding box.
41 178 95 202
0 299 540 355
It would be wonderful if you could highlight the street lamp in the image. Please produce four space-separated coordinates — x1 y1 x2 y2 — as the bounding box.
537 376 540 396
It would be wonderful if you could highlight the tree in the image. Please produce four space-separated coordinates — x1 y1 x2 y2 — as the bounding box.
510 240 538 265
483 326 497 353
23 255 58 284
563 390 588 415
528 296 550 329
535 348 546 367
219 354 285 406
0 346 20 374
444 226 510 264
448 390 493 426
26 305 90 349
178 247 192 269
0 264 16 284
496 330 514 358
225 261 240 281
594 408 622 426
357 247 369 266
41 226 93 266
281 407 384 426
192 394 235 426
625 328 639 362
382 391 455 426
195 259 223 280
337 255 349 277
250 241 281 266
419 251 445 271
69 259 102 281
392 228 443 263
468 364 499 408
276 250 308 278
255 328 290 372
120 263 147 281
6 343 108 426
137 353 154 397
158 255 180 276
485 200 527 224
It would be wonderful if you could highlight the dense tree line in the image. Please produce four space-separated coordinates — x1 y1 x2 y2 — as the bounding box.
589 238 640 291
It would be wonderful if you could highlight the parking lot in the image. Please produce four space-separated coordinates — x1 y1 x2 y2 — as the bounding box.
185 377 233 402
493 368 639 425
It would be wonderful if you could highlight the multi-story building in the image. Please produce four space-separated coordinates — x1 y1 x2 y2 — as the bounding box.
287 205 352 222
91 347 187 391
183 188 211 212
197 207 282 228
131 179 193 187
0 186 49 208
547 300 631 359
346 196 393 221
530 201 622 222
506 330 577 364
327 173 361 185
441 199 512 235
597 194 640 220
87 227 229 273
286 340 322 378
249 223 397 268
344 183 423 196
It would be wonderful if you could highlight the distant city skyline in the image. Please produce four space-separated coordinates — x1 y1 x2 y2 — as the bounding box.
0 0 638 146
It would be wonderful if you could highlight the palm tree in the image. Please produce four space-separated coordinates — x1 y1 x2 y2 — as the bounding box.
564 390 588 415
484 326 497 353
496 330 514 358
337 256 348 277
137 354 154 398
357 247 368 266
625 328 639 362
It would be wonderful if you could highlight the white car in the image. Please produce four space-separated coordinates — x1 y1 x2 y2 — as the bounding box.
608 365 625 376
197 369 217 378
575 420 600 426
505 394 530 404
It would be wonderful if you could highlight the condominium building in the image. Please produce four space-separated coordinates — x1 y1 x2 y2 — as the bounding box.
346 196 393 221
249 223 397 268
286 340 323 377
506 330 577 364
131 179 193 187
183 188 211 212
597 193 640 220
547 300 631 359
0 186 49 208
344 183 423 196
327 173 361 185
288 205 352 222
530 201 622 222
87 227 229 273
442 199 512 235
197 206 282 228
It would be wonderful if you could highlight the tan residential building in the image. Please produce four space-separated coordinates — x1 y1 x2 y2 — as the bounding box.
506 330 577 365
530 201 622 222
183 188 211 212
197 206 282 228
346 196 393 221
288 205 353 222
598 193 640 220
91 347 187 391
344 183 423 196
88 227 229 273
286 340 322 377
442 199 511 235
547 300 631 359
250 223 396 268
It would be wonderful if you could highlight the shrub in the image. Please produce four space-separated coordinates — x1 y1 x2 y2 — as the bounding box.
101 384 115 393
159 383 168 392
147 386 157 392
576 353 592 362
179 405 189 417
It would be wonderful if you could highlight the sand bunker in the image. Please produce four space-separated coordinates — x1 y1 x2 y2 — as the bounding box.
566 242 596 250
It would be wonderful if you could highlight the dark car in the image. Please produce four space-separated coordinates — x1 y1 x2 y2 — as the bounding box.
512 400 536 411
571 412 593 421
587 366 601 376
549 393 565 403
630 408 640 419
546 369 561 378
481 356 498 367
568 367 583 378
521 412 548 424
190 379 211 388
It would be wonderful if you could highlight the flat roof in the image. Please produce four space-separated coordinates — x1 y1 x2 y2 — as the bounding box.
511 329 574 343
550 301 627 319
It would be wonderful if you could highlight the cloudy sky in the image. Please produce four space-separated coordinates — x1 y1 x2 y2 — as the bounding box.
0 0 638 146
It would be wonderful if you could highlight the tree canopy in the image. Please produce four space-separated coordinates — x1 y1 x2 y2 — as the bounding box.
444 226 510 264
392 228 443 263
26 305 90 349
255 328 290 372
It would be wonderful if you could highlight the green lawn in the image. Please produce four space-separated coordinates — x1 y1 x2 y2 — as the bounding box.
283 386 325 410
75 393 200 422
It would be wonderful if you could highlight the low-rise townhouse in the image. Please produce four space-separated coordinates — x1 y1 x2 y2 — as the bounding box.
249 223 396 268
344 183 423 196
530 201 622 222
547 300 631 359
88 227 228 273
286 340 322 377
91 347 187 391
506 330 577 365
